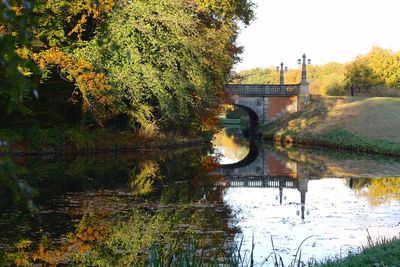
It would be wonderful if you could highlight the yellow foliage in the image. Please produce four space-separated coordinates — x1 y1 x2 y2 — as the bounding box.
32 48 113 125
130 160 162 196
354 177 400 207
67 0 115 39
23 209 111 265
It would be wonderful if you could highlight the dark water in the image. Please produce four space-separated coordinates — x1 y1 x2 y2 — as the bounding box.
1 130 400 265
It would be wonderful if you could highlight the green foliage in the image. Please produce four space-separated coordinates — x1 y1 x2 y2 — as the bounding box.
23 126 64 150
0 129 22 144
64 127 96 149
308 63 346 95
2 0 254 132
309 128 400 155
344 56 380 93
77 0 252 131
0 156 36 209
231 67 280 84
0 1 38 113
70 207 238 266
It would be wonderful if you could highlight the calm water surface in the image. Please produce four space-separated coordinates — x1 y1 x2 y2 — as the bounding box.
213 129 400 264
1 130 400 265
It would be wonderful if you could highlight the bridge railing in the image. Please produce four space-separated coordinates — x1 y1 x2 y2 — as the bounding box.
225 84 299 96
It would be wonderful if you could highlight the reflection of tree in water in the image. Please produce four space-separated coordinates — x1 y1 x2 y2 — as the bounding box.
1 148 236 266
212 129 249 162
225 127 249 145
130 160 162 196
350 177 400 206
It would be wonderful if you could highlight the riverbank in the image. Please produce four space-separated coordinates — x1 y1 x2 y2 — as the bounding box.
263 96 400 156
318 237 400 266
148 236 400 266
0 127 208 156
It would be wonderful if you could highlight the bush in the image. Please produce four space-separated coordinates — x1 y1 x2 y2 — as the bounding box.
64 127 96 149
23 127 64 150
362 86 400 97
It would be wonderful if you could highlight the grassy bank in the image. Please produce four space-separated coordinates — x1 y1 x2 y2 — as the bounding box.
144 236 400 266
76 235 400 266
0 126 207 156
263 96 400 156
318 237 400 266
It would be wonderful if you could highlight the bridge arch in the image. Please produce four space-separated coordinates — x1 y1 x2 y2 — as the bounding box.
232 104 260 136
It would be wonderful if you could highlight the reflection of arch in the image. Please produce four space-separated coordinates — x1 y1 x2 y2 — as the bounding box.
220 140 258 169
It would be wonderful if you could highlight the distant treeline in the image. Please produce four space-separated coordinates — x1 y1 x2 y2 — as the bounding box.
0 0 255 135
232 47 400 97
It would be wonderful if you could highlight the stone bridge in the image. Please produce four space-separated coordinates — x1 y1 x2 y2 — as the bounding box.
225 54 311 126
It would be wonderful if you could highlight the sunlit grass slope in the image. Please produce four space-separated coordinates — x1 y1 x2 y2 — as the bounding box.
318 238 400 266
263 96 400 155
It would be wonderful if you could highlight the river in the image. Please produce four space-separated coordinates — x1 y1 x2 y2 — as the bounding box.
1 129 400 265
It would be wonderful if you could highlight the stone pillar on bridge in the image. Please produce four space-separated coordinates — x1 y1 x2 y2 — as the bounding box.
279 62 285 86
298 54 310 110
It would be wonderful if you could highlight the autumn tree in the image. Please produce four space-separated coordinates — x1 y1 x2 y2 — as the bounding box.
344 47 400 95
77 0 254 134
344 55 381 93
1 0 116 125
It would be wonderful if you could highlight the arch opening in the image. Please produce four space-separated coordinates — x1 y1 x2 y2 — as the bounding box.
219 140 258 169
232 104 259 137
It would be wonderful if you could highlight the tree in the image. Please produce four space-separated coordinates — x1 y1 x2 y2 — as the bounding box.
77 0 254 133
1 0 115 124
344 56 381 93
0 1 37 113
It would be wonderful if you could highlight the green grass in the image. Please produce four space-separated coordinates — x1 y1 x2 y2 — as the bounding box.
318 238 400 267
304 128 400 155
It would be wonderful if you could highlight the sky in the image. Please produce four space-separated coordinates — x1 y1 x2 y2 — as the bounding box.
234 0 400 71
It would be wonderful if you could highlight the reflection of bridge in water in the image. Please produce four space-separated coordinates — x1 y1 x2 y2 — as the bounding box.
215 142 309 219
227 176 296 189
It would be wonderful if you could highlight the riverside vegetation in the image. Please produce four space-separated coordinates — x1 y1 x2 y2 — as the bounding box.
2 1 400 266
263 96 400 156
0 0 254 202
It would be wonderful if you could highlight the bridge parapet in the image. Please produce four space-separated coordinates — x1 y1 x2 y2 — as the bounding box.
225 84 299 97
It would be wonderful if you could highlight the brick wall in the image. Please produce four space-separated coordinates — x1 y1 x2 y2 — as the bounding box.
267 96 298 122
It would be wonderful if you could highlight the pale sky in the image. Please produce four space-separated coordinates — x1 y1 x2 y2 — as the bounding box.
235 0 400 71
